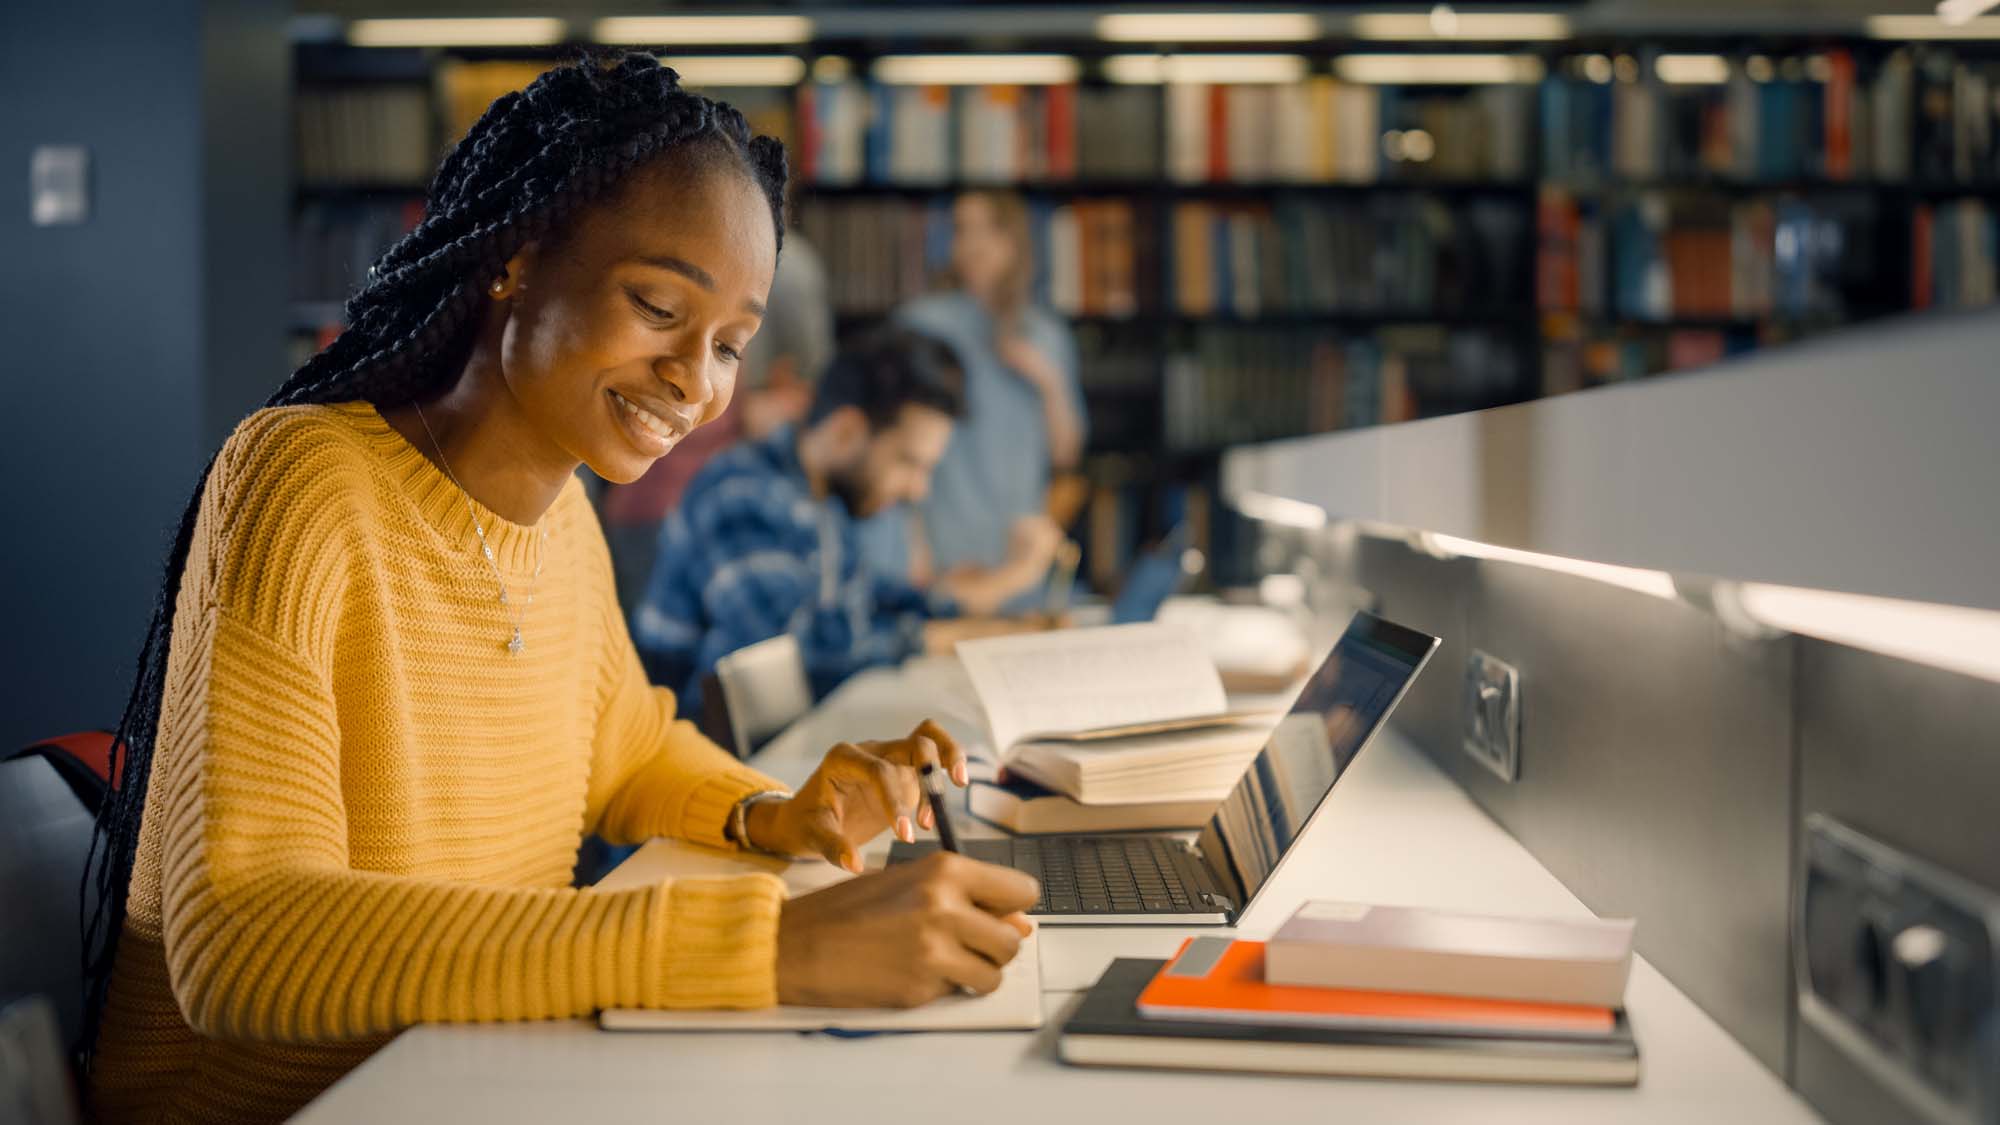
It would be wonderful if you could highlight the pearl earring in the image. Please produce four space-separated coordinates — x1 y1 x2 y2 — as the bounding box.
490 278 507 296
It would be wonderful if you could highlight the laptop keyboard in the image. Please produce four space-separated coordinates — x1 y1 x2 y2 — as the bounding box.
1002 836 1203 915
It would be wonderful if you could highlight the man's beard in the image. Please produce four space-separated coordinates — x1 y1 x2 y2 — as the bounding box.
826 463 873 518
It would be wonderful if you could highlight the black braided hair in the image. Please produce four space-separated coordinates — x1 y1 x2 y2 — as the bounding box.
78 51 788 1066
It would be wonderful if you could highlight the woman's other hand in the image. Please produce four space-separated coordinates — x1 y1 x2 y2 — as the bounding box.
746 719 968 872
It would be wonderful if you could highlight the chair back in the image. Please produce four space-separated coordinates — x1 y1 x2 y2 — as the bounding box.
712 634 813 759
0 748 101 1059
0 996 81 1125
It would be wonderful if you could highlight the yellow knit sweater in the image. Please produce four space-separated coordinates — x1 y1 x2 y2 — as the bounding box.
88 402 788 1124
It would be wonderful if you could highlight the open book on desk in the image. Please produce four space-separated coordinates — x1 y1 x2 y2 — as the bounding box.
956 624 1275 804
592 838 1043 1033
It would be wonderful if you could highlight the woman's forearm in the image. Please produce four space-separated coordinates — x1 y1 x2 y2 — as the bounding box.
1038 378 1085 471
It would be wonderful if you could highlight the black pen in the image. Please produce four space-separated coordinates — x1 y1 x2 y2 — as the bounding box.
919 764 961 854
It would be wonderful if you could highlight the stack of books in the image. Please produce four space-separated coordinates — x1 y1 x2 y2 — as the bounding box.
956 624 1279 834
1060 901 1642 1085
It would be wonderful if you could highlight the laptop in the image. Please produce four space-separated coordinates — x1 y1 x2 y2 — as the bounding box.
1109 523 1195 625
889 611 1441 925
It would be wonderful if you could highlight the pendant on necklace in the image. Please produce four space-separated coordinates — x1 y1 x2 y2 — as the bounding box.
507 627 524 656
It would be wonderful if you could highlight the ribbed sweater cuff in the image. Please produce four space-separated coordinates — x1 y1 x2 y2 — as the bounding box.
678 767 787 850
644 874 785 1008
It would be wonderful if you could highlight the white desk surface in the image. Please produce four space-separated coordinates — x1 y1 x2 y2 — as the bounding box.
295 658 1821 1124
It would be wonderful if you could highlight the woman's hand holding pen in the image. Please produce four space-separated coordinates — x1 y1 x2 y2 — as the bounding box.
746 719 969 873
757 718 1039 1008
776 852 1038 1008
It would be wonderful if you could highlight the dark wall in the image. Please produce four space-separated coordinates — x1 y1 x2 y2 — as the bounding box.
0 1 287 749
203 0 294 444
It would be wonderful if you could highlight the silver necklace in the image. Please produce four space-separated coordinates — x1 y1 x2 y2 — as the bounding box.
414 403 548 656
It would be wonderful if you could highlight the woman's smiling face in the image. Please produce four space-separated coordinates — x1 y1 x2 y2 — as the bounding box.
493 149 778 485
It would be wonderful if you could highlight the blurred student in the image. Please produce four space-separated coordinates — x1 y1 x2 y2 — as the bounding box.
600 228 833 616
864 190 1083 606
634 329 1052 712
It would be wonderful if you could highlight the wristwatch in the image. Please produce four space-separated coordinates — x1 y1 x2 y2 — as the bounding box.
726 790 794 857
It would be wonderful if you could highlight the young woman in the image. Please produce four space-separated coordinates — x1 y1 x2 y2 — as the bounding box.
81 55 1035 1125
863 191 1083 608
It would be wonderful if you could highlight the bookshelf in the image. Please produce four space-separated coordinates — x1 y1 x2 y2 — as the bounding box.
289 35 2000 574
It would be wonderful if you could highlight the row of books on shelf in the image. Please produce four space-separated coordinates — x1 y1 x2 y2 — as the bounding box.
1536 188 1877 322
293 199 422 305
799 82 1157 185
1170 196 1527 318
299 50 2000 193
296 85 436 186
794 79 1534 187
1163 325 1526 449
1542 48 2000 186
1163 81 1531 185
1913 199 1999 309
798 196 1153 317
798 194 1531 320
1541 326 1772 390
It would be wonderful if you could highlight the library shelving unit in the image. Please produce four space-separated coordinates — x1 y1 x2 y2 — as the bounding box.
289 31 2000 581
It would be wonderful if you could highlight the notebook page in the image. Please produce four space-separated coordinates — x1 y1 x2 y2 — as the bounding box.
600 932 1042 1033
957 624 1228 754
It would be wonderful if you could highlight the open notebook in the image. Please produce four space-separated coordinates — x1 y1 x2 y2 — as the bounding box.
593 839 1044 1033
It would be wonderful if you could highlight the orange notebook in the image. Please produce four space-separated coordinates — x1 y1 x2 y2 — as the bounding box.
1137 938 1617 1040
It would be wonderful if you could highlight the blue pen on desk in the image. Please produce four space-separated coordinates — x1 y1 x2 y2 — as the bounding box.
919 764 960 854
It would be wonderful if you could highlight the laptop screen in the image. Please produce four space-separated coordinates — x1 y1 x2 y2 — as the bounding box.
1192 611 1439 913
1110 524 1190 625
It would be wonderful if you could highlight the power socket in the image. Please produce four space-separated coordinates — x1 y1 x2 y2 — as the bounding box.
1461 650 1520 783
1797 816 2000 1125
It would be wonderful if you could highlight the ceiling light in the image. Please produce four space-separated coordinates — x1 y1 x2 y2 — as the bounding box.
1655 54 1730 85
594 15 813 45
1348 12 1570 40
1937 0 2000 26
660 55 806 87
1422 533 1679 600
1104 53 1311 84
1868 14 2000 37
347 18 567 48
1730 582 2000 684
1333 53 1546 84
873 54 1079 85
1096 12 1320 42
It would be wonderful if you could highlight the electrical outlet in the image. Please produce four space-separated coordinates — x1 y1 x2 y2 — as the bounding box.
1461 650 1520 782
1797 816 2000 1125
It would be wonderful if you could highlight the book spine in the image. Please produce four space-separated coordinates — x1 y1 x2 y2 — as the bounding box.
1207 85 1230 183
1826 49 1855 180
1047 83 1077 180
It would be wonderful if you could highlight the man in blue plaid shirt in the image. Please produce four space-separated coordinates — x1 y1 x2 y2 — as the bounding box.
633 330 1058 713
